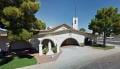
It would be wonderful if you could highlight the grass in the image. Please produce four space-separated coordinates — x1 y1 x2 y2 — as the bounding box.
0 55 37 69
92 44 115 50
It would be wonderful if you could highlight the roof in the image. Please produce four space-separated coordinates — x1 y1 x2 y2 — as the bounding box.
33 24 95 38
49 24 72 32
0 29 7 36
34 29 95 38
36 24 72 33
0 28 7 31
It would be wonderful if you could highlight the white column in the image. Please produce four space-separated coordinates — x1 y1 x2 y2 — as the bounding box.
46 42 54 55
38 39 43 56
56 43 60 53
55 39 60 53
57 46 60 53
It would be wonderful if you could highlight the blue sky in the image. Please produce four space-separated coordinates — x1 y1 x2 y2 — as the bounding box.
35 0 120 32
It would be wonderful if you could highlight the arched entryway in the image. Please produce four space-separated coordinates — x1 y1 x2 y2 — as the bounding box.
42 39 55 49
41 39 56 54
61 38 79 47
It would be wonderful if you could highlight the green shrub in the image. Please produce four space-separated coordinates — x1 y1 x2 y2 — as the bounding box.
43 48 48 54
43 46 57 54
80 43 84 47
52 46 57 53
0 56 14 66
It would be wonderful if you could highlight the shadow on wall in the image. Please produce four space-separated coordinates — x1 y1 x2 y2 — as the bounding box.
61 38 80 47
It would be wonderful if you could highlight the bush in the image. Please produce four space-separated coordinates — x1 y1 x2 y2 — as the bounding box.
0 56 14 66
43 46 57 54
80 43 84 47
52 46 57 53
43 48 48 54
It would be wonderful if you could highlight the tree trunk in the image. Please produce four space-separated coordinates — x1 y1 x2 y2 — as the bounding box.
103 32 106 47
93 34 96 45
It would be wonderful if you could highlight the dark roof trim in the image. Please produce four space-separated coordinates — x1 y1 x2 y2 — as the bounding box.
49 24 72 32
38 24 72 33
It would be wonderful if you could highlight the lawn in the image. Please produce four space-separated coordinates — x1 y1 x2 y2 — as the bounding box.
0 55 37 69
92 44 115 50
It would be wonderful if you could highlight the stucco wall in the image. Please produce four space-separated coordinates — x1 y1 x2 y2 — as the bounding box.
38 33 85 47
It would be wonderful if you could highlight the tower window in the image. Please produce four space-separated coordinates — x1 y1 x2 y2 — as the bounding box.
74 20 76 24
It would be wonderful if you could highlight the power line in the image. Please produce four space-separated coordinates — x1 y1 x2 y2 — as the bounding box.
74 0 77 17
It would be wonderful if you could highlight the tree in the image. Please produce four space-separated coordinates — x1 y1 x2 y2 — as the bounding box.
88 7 120 46
0 0 43 51
112 14 120 35
34 20 46 30
79 28 86 32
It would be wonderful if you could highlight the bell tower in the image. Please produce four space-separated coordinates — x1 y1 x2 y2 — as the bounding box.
72 17 78 30
72 0 78 30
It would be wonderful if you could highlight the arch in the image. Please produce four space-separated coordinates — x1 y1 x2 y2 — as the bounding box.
42 39 55 49
61 38 80 47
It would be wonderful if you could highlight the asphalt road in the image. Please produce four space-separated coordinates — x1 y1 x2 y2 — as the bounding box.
80 52 120 69
18 46 120 69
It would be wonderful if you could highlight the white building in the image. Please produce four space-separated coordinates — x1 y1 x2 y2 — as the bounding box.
31 24 94 55
0 23 94 55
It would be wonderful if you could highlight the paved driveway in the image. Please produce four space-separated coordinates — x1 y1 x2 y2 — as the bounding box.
18 46 120 69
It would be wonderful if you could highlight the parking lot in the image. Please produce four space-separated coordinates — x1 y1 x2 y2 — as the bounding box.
97 37 120 45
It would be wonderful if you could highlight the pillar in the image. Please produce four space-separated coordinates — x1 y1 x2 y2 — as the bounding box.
46 42 54 55
55 39 60 53
38 39 43 56
57 45 60 53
